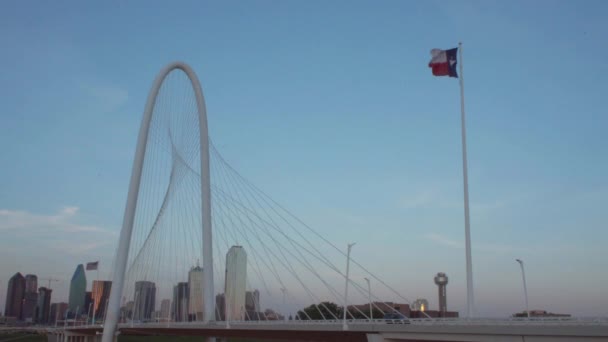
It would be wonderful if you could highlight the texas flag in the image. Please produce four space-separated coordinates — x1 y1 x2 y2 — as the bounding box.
429 48 458 78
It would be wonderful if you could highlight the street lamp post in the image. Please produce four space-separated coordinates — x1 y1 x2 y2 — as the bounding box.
516 259 530 318
342 242 356 331
364 277 372 320
280 287 287 321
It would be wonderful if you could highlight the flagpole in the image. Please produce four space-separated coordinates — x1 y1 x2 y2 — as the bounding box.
458 41 475 318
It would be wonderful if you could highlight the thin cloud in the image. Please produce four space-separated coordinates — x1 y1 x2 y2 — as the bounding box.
0 207 115 235
60 206 80 216
0 207 117 309
424 233 462 248
50 241 112 255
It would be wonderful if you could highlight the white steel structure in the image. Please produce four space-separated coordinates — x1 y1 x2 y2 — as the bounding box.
188 264 204 321
102 62 214 342
342 242 355 331
225 246 247 321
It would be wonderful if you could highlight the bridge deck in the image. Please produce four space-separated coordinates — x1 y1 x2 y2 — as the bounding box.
59 319 608 342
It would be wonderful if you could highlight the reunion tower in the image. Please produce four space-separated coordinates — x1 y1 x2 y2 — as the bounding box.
434 272 449 315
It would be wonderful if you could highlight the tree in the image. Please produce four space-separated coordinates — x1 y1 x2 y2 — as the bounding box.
296 302 342 320
346 307 384 319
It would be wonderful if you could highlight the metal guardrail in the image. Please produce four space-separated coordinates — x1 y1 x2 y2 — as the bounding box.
61 316 608 330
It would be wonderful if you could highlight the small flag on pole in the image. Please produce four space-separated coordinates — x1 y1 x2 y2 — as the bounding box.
86 261 99 271
429 48 458 78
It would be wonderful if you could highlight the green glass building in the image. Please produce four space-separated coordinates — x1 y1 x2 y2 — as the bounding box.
68 264 86 316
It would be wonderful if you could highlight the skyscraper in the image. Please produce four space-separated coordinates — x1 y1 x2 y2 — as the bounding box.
84 292 92 318
4 272 25 319
225 245 247 321
49 302 68 324
133 281 156 321
160 299 171 320
172 282 189 322
25 274 38 294
215 293 225 321
188 263 204 321
36 287 52 324
245 289 260 320
22 291 38 322
245 290 260 312
68 264 87 315
92 281 112 320
122 301 134 320
22 274 38 322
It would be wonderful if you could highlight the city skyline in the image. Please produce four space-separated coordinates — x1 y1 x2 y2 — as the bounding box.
1 0 607 318
1 263 565 324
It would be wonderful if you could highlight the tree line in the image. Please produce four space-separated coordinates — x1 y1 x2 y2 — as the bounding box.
295 301 384 320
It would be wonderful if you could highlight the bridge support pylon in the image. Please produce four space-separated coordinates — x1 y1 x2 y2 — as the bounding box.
101 62 215 342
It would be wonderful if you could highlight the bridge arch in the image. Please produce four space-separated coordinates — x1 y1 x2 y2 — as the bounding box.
102 62 214 342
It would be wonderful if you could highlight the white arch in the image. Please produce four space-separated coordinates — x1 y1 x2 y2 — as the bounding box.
102 62 214 342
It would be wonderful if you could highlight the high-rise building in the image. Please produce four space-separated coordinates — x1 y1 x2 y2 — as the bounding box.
22 292 38 322
25 275 38 294
245 290 260 312
92 281 112 320
188 263 204 321
133 281 156 321
225 245 247 321
121 301 135 320
215 293 225 321
68 264 87 315
84 292 93 318
245 289 261 320
49 302 68 324
22 274 39 322
160 299 171 320
36 287 52 324
172 282 189 322
4 272 25 319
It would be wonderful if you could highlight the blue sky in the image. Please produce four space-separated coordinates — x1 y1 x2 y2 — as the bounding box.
1 0 607 317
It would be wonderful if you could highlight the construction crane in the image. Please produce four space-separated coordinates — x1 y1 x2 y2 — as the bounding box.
40 277 60 289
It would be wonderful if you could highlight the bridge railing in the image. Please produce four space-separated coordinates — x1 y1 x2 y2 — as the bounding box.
406 317 608 326
108 317 608 328
65 316 608 331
